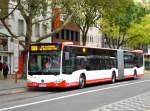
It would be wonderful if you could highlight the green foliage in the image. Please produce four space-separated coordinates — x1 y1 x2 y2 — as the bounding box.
73 0 100 24
100 1 149 48
20 0 48 17
57 0 149 47
101 1 133 40
103 0 133 18
128 14 150 48
59 0 103 45
0 0 8 19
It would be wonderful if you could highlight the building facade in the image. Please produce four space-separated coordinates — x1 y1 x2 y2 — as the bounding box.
52 22 80 45
7 1 52 74
51 7 80 45
85 27 102 48
0 20 19 75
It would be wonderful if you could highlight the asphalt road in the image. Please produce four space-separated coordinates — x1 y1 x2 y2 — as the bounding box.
1 76 150 111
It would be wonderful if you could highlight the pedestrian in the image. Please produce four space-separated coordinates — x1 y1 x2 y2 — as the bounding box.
0 62 3 75
3 63 9 79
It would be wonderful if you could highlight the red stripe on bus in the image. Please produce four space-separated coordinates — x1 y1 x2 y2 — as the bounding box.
125 74 144 79
125 75 134 79
86 78 112 84
137 74 144 77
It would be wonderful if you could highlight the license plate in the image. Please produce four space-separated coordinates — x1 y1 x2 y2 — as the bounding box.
39 84 47 87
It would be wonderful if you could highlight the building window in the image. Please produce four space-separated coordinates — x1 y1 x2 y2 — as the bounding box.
71 31 74 41
90 36 91 42
56 33 59 39
18 19 24 36
66 30 70 40
35 23 40 37
0 38 8 51
42 24 47 35
91 36 93 42
61 29 65 39
75 32 79 41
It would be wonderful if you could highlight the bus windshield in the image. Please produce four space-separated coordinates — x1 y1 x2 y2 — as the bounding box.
28 52 61 75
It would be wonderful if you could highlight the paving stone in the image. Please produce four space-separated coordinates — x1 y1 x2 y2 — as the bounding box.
95 91 150 111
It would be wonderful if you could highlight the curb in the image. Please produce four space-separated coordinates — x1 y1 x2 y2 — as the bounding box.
0 87 27 96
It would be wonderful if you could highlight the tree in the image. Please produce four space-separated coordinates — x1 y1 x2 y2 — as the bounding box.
128 14 150 49
0 0 48 48
0 0 80 47
61 0 138 46
71 0 102 46
100 1 149 49
0 0 49 75
0 0 79 75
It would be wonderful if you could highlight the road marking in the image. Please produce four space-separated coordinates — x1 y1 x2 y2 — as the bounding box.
0 79 150 111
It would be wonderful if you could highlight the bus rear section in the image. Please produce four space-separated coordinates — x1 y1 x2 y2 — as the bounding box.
123 50 144 79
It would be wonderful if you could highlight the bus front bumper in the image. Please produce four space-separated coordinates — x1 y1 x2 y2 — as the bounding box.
26 80 67 88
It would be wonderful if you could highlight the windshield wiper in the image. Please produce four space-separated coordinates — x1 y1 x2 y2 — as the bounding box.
28 71 43 75
28 71 60 75
48 72 60 75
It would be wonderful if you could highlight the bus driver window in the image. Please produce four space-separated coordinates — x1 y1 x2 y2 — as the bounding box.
44 57 52 71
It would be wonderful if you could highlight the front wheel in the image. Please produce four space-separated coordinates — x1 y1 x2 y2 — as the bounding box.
112 72 116 83
79 75 86 89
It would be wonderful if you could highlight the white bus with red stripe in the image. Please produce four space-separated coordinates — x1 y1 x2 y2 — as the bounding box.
27 42 144 88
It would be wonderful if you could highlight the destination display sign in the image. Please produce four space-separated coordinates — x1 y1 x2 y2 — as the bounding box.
30 44 61 52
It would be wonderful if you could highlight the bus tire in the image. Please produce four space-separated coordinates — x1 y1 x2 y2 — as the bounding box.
79 74 86 89
133 70 137 80
112 72 116 83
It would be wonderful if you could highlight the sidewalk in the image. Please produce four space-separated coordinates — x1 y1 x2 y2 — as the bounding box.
0 76 27 96
144 70 150 75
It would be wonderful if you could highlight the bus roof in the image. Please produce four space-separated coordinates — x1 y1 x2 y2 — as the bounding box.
30 42 143 53
65 44 118 51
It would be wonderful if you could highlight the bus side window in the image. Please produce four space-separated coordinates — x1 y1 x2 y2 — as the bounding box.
85 59 91 70
62 51 76 74
101 59 104 69
76 59 85 70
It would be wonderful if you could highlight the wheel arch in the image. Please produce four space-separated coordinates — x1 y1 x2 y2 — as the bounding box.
111 68 118 77
79 73 86 81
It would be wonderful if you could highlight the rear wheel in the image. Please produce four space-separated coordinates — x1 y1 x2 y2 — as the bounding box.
133 70 137 80
112 72 116 83
79 75 86 89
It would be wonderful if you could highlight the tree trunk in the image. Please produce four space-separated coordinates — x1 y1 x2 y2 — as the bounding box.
81 26 89 46
103 34 112 48
82 33 87 46
21 16 32 79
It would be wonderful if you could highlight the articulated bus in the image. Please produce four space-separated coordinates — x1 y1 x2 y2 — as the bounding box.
27 42 144 88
